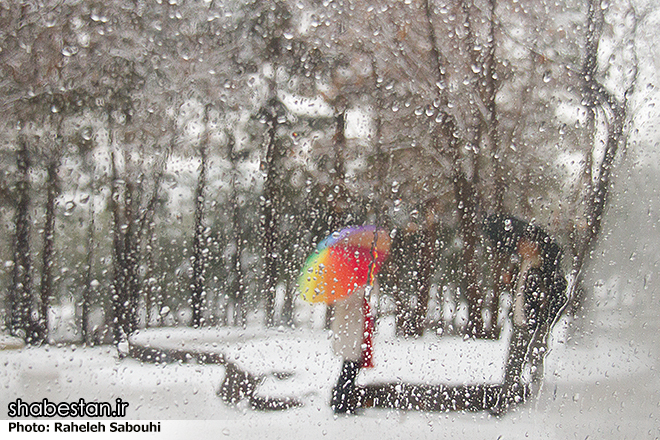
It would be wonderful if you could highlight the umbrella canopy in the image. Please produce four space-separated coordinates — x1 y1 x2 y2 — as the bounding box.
483 214 565 281
298 226 391 304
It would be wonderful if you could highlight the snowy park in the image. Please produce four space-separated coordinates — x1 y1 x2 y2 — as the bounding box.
2 302 660 439
3 0 660 438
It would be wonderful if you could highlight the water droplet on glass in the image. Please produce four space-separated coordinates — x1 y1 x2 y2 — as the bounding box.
81 127 93 141
62 46 79 57
64 200 76 216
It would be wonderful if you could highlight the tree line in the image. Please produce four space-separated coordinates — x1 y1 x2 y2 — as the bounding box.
0 0 641 344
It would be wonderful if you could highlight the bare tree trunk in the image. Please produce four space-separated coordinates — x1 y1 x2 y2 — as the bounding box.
9 136 36 343
454 171 485 337
571 0 602 282
369 54 389 217
80 134 98 344
123 178 139 332
226 133 246 327
82 180 95 343
136 141 170 329
191 105 210 328
569 0 636 315
144 219 157 328
484 0 505 339
413 230 435 337
262 96 283 327
110 151 126 343
36 157 59 344
109 149 141 342
423 0 485 338
262 107 278 327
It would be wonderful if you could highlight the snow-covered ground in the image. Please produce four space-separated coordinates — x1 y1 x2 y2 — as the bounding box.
2 310 658 440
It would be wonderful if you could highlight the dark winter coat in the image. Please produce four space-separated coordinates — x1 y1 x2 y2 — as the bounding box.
484 214 568 326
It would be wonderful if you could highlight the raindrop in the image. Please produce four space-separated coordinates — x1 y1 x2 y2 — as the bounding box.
81 127 93 141
62 46 79 57
64 200 76 216
543 70 552 83
391 181 400 193
471 64 482 74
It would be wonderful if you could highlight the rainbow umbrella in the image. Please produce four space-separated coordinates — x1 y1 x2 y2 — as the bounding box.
298 226 391 304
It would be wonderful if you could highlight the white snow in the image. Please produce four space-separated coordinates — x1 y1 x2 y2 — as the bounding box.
2 311 658 440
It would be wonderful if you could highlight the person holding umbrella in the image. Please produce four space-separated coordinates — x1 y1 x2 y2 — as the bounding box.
484 214 567 414
298 226 390 414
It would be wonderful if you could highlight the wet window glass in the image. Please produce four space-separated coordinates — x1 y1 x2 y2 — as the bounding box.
1 0 659 438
